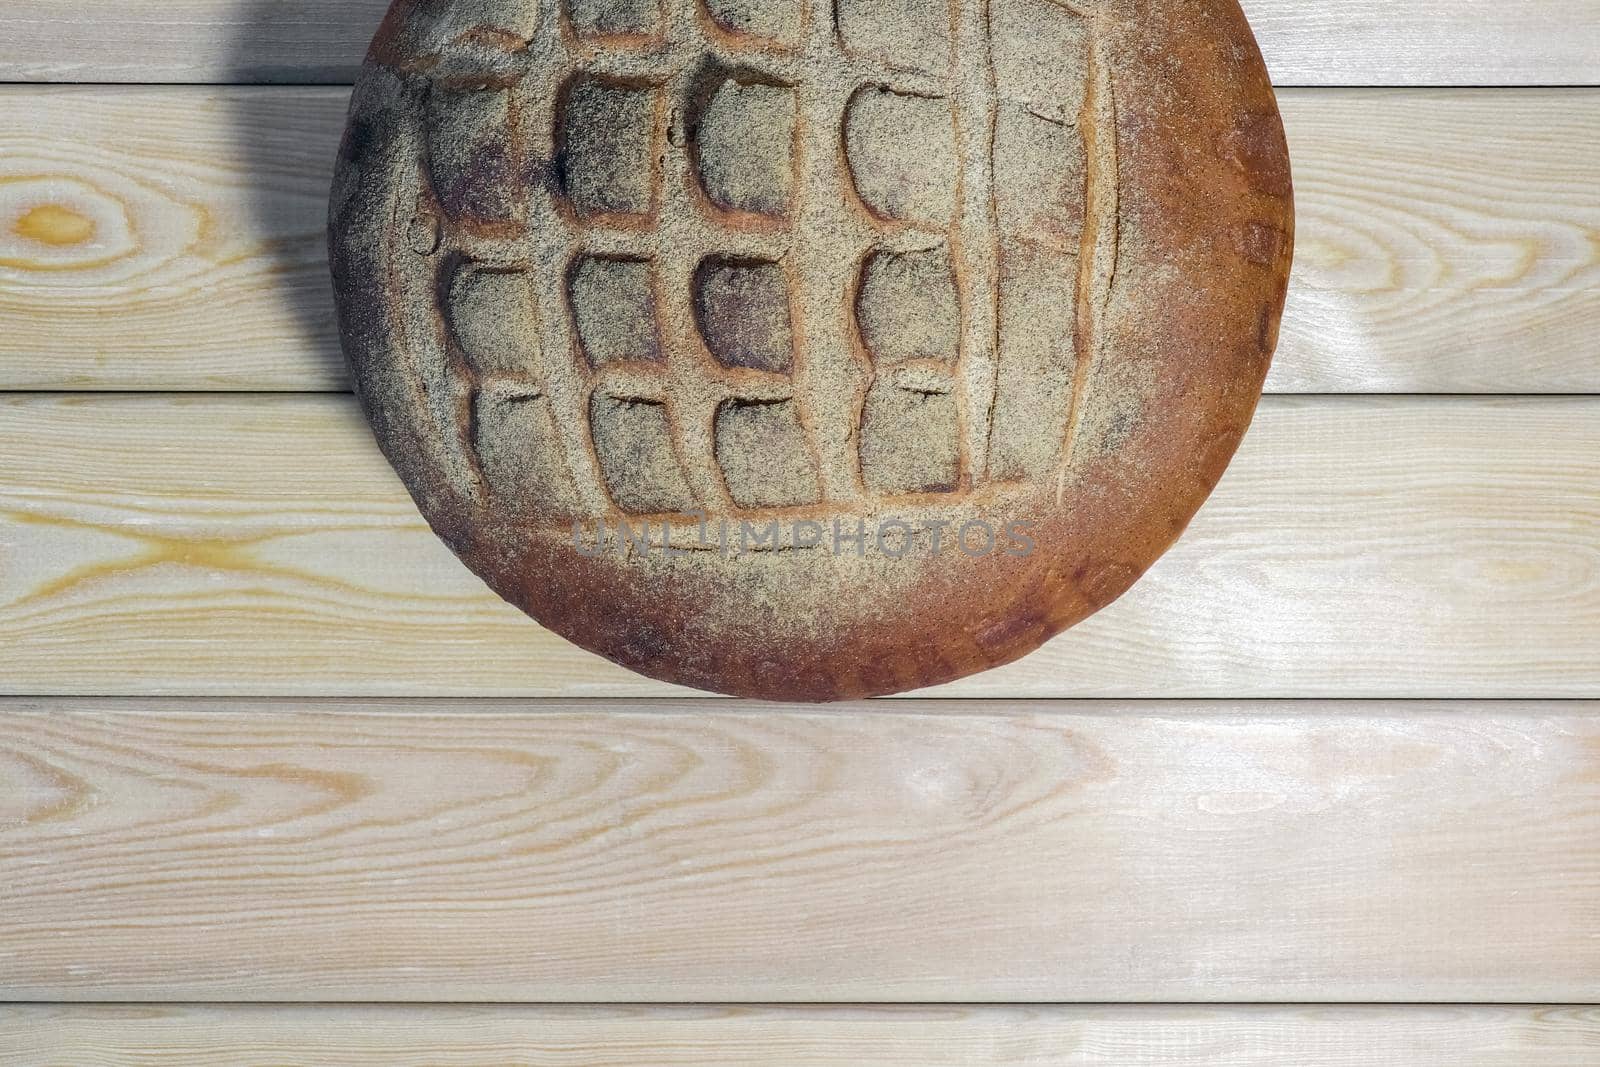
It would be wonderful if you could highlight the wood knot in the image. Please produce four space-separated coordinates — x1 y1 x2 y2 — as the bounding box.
12 203 96 247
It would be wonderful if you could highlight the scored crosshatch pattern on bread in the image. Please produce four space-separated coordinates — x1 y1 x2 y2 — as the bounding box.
333 0 1291 699
387 0 1119 521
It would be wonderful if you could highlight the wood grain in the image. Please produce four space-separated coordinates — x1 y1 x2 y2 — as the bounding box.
0 87 341 391
1 1 1597 85
2 699 1600 1000
4 87 1599 393
4 0 1596 1037
3 394 1599 698
4 1005 1600 1064
1275 89 1600 393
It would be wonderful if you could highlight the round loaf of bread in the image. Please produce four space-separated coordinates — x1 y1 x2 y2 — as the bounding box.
330 0 1294 700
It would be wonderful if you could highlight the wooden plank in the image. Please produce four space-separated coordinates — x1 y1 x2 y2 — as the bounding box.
2 394 1598 699
3 1005 1600 1065
1274 89 1600 393
4 87 1599 393
2 699 1599 1000
0 1 380 85
1 1 1597 85
0 87 343 391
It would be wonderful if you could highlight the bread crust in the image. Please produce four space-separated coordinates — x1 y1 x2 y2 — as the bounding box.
330 0 1294 701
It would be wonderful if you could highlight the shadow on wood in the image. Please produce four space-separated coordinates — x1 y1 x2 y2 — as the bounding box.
229 3 378 390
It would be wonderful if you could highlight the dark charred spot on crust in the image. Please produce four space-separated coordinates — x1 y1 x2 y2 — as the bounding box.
975 608 1050 654
854 658 902 697
1234 219 1286 267
526 152 567 199
612 620 671 668
1100 410 1138 452
1198 423 1247 485
439 141 516 221
1257 301 1281 354
1217 112 1291 199
1071 559 1141 610
341 116 380 170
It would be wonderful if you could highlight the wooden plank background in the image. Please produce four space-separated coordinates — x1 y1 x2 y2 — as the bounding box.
2 0 1598 1060
4 88 1599 393
2 395 1597 697
5 1005 1600 1066
2 1 1598 85
4 699 1599 1001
